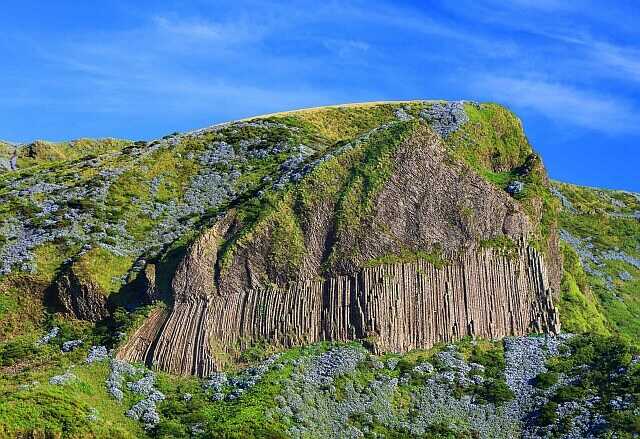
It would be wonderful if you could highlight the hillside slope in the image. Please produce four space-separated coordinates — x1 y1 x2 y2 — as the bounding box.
1 102 560 374
1 101 638 438
552 182 640 339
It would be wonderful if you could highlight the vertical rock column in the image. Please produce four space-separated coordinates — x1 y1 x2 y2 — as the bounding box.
119 244 559 376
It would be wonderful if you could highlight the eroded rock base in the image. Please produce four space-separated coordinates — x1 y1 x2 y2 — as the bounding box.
119 245 559 376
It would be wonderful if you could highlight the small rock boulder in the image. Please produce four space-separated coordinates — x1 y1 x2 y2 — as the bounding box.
507 180 525 196
54 269 109 322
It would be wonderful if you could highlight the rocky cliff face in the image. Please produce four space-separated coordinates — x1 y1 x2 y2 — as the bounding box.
117 109 561 375
54 268 109 322
0 101 562 376
119 244 559 376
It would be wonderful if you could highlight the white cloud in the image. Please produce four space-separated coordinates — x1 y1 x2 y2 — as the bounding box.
591 42 640 83
475 76 638 135
151 15 264 44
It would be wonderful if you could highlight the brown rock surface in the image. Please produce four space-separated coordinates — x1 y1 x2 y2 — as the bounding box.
119 123 562 376
54 268 109 322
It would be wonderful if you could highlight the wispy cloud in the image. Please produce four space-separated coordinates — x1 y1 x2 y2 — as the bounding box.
3 1 640 141
323 39 370 59
151 15 264 44
475 76 638 134
588 42 640 83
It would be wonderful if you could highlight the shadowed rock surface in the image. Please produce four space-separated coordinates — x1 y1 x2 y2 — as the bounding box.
54 268 110 322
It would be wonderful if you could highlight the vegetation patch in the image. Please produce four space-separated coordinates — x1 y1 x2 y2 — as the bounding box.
73 247 134 296
557 244 610 335
479 235 518 259
363 247 447 269
542 334 640 435
554 182 640 342
444 103 560 257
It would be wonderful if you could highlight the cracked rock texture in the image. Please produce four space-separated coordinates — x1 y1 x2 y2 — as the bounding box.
0 101 563 378
119 122 561 376
54 267 109 322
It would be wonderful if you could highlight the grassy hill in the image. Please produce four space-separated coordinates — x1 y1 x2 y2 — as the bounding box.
0 102 638 438
552 182 640 340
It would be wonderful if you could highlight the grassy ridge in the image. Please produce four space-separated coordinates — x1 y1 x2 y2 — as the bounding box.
443 103 560 256
6 101 634 436
553 182 640 342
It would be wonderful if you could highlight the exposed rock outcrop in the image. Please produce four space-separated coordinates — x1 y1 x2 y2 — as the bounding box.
119 122 561 376
118 213 239 375
420 101 469 138
218 123 543 291
0 141 17 172
138 263 161 304
54 269 109 321
120 245 559 376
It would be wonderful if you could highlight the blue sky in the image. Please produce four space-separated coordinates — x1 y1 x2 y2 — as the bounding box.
1 1 639 190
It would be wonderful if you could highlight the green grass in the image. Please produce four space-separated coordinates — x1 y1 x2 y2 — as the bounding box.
479 235 518 259
557 244 610 335
11 138 131 170
270 103 407 143
265 198 306 281
553 182 640 342
320 121 419 269
334 121 417 229
73 247 134 297
34 242 79 283
446 103 532 174
0 278 45 343
0 361 146 438
220 192 307 280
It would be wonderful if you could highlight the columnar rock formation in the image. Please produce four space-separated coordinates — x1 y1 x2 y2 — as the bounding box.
116 108 563 377
119 244 559 376
119 117 559 376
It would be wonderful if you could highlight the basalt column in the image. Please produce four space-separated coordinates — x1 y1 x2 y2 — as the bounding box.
119 244 560 376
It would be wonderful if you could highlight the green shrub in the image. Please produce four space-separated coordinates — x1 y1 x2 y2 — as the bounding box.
423 421 474 438
395 358 414 375
156 419 188 438
609 411 640 434
239 342 268 363
553 385 585 403
533 371 559 389
0 339 39 366
538 401 558 425
468 344 505 379
477 379 514 405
